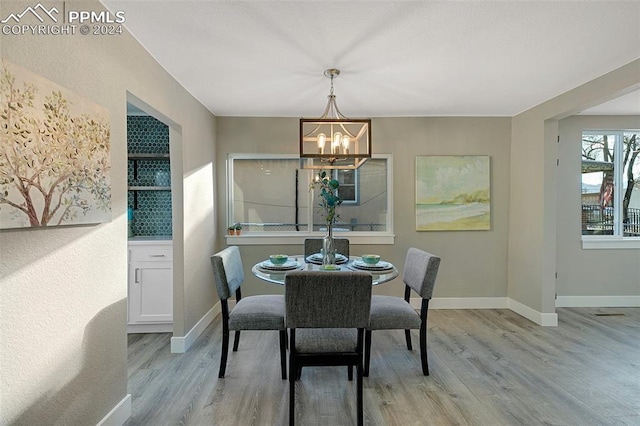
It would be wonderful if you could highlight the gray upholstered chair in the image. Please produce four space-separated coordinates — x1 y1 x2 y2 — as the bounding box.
303 238 350 258
285 271 372 426
364 247 440 376
211 246 287 379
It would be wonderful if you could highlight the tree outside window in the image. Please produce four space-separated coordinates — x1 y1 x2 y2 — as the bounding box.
581 131 640 237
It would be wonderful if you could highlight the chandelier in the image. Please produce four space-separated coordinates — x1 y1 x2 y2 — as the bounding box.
299 69 371 170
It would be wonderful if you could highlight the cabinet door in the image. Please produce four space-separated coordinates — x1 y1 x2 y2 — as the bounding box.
129 261 173 323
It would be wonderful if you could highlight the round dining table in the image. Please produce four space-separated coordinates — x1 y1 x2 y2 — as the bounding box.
251 254 399 286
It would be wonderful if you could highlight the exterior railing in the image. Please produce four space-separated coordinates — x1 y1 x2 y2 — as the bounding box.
625 207 640 236
582 205 640 236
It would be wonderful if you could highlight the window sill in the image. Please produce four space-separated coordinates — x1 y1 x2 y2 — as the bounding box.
581 236 640 249
225 232 395 245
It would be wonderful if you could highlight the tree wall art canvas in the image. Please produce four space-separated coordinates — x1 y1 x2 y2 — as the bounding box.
416 155 490 231
1 60 111 229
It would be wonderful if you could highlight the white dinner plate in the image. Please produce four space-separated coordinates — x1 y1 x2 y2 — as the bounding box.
349 260 393 271
306 253 348 265
259 260 301 271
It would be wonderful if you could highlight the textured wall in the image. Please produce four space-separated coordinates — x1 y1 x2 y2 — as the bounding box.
0 0 216 423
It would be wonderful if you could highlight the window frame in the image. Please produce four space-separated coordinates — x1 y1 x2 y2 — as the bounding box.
333 169 359 205
226 153 394 245
581 130 640 249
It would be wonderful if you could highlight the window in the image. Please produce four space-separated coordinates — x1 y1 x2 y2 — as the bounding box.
227 154 393 244
334 169 358 204
581 130 640 241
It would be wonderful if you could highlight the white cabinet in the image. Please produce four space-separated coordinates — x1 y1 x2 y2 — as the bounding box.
128 241 173 333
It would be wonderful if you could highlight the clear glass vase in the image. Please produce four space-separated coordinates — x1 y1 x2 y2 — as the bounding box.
322 223 336 265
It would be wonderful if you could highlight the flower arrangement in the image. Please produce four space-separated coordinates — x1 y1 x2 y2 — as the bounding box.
310 171 342 224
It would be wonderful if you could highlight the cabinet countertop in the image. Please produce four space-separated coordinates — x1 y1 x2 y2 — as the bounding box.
128 237 173 245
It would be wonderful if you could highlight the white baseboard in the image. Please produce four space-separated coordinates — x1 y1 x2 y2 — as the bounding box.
508 298 558 326
422 297 509 309
127 323 172 334
556 295 640 307
171 302 221 353
97 394 131 426
410 297 558 327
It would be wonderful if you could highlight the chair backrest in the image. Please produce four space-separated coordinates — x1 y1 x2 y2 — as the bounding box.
285 271 372 329
210 246 244 300
304 238 350 257
402 247 441 299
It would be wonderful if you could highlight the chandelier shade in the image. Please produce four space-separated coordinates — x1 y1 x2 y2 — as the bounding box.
299 69 371 170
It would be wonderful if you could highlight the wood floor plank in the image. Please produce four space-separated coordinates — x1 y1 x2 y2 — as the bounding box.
125 307 640 425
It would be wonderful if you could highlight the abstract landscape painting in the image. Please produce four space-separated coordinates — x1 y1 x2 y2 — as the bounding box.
0 60 111 229
416 156 490 231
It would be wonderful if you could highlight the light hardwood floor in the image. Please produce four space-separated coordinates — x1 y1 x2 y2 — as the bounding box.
125 307 640 425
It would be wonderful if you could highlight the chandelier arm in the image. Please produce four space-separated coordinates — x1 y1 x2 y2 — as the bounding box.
339 123 357 138
321 157 346 163
325 95 342 120
303 124 322 137
319 96 333 118
303 96 333 137
354 125 368 140
331 101 349 120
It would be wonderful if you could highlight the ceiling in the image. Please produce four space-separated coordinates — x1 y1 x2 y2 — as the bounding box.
103 1 640 118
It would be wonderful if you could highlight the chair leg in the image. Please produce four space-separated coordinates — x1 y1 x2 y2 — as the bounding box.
364 330 372 377
405 329 413 350
420 324 429 376
218 328 229 378
348 365 353 381
289 331 296 426
289 368 296 425
420 298 430 376
279 330 287 380
357 361 364 426
232 330 241 351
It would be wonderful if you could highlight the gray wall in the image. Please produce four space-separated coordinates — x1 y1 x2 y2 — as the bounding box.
557 115 640 297
509 59 640 315
0 0 216 423
216 116 512 299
